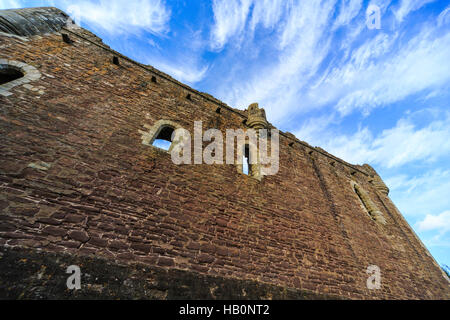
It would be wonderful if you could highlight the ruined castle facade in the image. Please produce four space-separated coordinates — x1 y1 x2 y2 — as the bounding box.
0 7 448 299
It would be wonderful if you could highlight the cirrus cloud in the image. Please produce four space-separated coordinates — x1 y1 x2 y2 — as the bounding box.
65 0 171 35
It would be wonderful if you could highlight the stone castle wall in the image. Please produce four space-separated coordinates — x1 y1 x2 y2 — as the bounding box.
0 12 449 299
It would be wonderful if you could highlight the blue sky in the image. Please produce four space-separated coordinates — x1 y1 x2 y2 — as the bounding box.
2 0 449 269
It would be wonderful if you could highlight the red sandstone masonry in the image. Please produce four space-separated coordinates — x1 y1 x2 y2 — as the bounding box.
0 26 449 299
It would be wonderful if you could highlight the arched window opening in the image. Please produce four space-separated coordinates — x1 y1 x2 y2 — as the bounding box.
0 65 24 85
152 126 175 151
140 120 182 153
0 60 41 97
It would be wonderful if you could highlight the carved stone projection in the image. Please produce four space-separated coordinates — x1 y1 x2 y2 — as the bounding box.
246 102 269 130
239 103 270 181
352 182 387 225
363 164 390 196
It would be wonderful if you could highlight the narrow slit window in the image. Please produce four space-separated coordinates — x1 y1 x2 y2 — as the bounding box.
243 145 251 176
0 65 24 85
353 183 386 225
152 126 175 151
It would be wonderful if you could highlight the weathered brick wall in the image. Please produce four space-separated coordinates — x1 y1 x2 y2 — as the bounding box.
0 27 449 299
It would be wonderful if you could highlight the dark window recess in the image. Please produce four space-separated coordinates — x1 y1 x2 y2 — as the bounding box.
216 107 221 114
186 93 192 100
243 145 252 175
62 33 74 44
112 56 120 65
152 126 175 151
0 65 24 85
151 76 157 83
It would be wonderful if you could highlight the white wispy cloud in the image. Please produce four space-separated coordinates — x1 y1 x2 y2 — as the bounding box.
249 0 287 31
153 60 209 84
0 0 20 9
211 0 337 122
437 5 450 26
307 25 450 117
295 111 450 169
385 169 450 217
393 0 437 22
368 0 393 13
210 0 290 50
140 27 210 84
333 0 363 29
64 0 171 35
210 0 253 50
417 211 450 233
209 1 450 127
1 0 171 35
